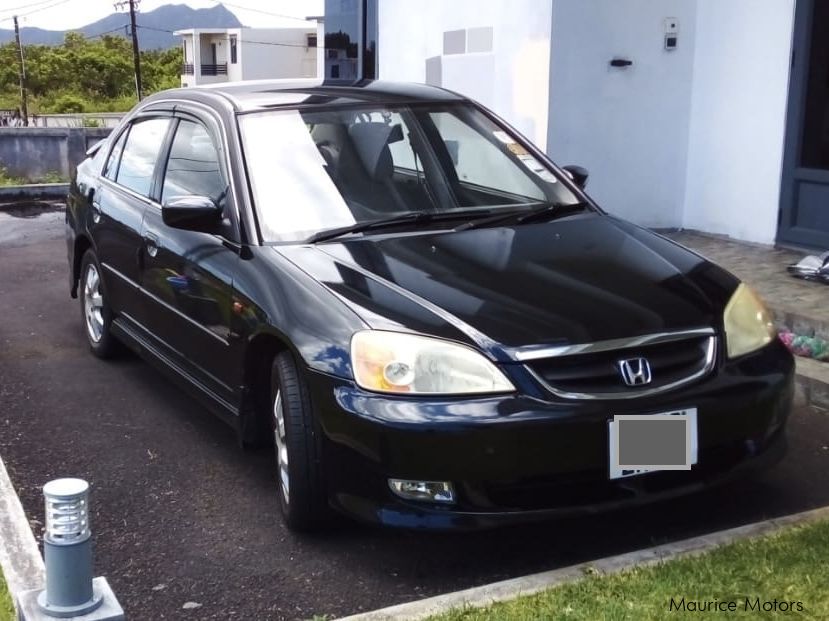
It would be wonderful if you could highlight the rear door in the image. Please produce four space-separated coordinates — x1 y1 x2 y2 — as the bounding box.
93 115 171 319
138 111 241 407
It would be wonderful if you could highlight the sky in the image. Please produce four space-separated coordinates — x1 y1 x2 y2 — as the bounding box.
0 0 325 30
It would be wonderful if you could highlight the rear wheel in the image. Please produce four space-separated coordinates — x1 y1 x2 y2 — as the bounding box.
79 250 119 358
271 351 330 531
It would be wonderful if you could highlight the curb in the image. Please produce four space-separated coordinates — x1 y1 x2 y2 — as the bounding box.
795 357 829 411
0 455 44 609
0 184 69 202
337 505 829 621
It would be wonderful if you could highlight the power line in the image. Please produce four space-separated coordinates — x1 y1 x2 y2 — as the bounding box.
0 0 61 16
0 0 73 22
87 24 129 39
136 24 313 49
211 0 315 24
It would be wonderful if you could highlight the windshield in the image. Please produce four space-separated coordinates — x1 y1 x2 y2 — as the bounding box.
239 102 581 242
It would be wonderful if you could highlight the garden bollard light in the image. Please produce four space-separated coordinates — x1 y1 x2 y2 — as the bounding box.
37 478 102 617
15 478 124 620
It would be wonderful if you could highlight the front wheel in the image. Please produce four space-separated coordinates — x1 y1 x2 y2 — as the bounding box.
79 250 119 358
271 351 330 531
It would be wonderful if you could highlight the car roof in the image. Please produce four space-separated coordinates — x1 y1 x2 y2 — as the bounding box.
142 79 467 113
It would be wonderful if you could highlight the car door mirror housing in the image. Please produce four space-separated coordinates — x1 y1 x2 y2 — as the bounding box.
162 195 223 233
562 165 589 189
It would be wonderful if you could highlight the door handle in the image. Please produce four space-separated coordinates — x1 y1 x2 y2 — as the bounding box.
90 190 102 223
143 233 160 258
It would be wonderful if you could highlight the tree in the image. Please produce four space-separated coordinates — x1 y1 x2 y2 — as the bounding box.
0 32 181 113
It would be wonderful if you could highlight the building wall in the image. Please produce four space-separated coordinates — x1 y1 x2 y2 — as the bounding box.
378 0 552 149
377 0 796 245
548 0 697 229
239 28 318 80
682 0 796 244
182 37 193 68
227 30 244 83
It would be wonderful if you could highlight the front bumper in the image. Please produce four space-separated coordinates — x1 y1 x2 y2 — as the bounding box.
309 340 794 530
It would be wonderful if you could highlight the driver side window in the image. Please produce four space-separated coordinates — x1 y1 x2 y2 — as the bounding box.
161 119 226 205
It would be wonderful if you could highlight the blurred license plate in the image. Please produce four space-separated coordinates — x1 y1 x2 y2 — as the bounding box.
608 408 698 480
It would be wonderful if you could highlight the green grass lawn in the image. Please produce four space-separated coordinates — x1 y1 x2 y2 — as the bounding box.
432 519 829 621
0 567 14 621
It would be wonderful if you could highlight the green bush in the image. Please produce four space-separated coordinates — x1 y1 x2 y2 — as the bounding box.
0 33 178 114
0 164 25 186
39 171 67 183
0 164 66 186
52 94 87 113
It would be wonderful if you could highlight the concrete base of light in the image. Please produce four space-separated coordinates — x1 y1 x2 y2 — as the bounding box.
16 577 124 621
36 589 102 619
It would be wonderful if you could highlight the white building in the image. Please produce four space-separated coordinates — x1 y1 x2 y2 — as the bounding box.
176 26 322 87
378 1 826 250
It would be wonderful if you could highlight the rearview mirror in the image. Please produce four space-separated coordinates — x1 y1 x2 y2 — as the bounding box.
162 195 222 233
562 165 589 190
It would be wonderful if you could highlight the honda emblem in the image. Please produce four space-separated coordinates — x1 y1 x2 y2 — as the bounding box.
617 357 652 386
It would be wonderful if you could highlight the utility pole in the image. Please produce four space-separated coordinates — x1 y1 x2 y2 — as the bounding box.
116 0 142 100
128 0 142 100
13 15 29 126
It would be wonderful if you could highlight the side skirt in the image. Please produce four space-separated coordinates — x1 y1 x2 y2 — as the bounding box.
111 315 241 432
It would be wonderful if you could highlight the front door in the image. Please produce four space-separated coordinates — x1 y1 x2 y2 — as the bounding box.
139 115 241 407
780 0 829 248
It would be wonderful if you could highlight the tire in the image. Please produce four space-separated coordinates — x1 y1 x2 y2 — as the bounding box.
271 351 330 531
79 250 119 359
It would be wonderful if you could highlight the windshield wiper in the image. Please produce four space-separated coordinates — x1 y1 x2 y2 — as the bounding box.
454 201 590 232
307 212 438 243
306 206 546 243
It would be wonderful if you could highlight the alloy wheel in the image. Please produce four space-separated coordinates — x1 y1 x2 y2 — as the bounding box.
273 390 290 504
83 264 104 343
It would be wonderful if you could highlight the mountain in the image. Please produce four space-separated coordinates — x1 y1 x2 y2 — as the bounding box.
0 3 244 49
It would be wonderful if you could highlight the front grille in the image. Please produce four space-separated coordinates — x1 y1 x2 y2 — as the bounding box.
527 332 716 399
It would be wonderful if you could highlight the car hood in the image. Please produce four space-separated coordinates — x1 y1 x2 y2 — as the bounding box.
277 213 738 361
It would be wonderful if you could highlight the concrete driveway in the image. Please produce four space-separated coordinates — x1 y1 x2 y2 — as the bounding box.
1 204 828 620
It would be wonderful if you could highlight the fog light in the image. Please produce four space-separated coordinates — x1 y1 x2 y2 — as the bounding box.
389 479 455 504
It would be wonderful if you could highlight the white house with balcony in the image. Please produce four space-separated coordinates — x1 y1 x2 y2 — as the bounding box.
176 25 323 87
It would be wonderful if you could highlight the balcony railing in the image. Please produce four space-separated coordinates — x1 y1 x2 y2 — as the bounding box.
181 63 194 75
200 63 228 76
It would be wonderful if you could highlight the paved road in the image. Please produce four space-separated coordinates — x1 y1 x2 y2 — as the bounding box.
1 204 828 620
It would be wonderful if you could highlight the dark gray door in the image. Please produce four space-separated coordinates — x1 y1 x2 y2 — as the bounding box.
780 0 829 248
139 115 240 406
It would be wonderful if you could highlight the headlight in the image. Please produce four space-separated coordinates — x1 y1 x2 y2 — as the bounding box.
351 330 515 395
723 283 776 358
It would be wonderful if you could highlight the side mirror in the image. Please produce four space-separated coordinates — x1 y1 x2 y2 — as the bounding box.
562 165 589 190
162 195 222 233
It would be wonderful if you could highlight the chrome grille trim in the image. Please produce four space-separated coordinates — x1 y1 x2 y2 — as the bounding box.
526 335 718 401
509 327 716 361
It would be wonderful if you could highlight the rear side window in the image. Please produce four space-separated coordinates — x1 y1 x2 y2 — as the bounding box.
103 130 128 180
116 118 170 197
161 120 226 204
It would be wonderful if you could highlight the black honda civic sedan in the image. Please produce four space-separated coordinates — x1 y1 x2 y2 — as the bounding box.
66 80 793 531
